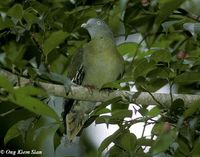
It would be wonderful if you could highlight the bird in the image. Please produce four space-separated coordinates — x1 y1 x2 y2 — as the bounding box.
65 18 124 141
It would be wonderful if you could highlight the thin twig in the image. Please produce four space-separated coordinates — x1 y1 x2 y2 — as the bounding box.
169 82 174 105
172 37 190 53
30 32 43 54
0 107 23 117
176 8 200 22
128 34 147 70
141 121 147 138
115 30 184 39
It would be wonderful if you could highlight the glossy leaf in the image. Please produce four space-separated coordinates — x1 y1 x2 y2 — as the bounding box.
0 18 13 30
43 31 69 56
150 50 171 63
111 109 132 119
117 42 138 56
151 123 163 135
133 59 156 79
148 106 160 117
191 137 200 156
137 138 154 146
177 139 190 156
9 92 59 122
7 4 23 19
108 145 128 157
4 118 35 145
174 72 200 84
98 129 122 156
23 10 38 25
184 100 200 118
91 97 122 116
162 20 180 32
114 131 137 154
14 86 47 96
151 130 176 155
155 0 186 26
0 75 14 93
170 99 184 113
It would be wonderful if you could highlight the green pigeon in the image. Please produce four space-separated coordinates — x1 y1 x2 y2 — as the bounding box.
66 18 124 141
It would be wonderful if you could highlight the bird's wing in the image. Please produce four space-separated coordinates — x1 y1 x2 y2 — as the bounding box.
64 48 86 136
65 46 97 141
64 48 85 115
67 48 85 83
71 65 84 85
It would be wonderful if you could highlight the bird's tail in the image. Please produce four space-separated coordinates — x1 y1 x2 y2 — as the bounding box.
66 101 95 141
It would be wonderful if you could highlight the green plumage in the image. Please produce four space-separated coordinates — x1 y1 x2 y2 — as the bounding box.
66 18 124 140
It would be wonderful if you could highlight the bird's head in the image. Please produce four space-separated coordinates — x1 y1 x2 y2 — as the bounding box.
81 18 113 39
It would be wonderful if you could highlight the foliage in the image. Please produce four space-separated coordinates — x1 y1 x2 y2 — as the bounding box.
1 0 200 157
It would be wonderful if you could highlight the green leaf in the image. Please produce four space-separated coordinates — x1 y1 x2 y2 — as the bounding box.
7 4 23 19
151 130 176 155
9 92 59 122
4 117 34 145
14 86 47 96
96 109 132 126
114 131 137 154
177 139 190 156
170 99 184 113
112 102 129 112
43 30 69 56
98 129 122 156
137 138 154 146
174 72 200 84
142 78 168 92
155 0 186 26
147 67 171 79
134 59 156 79
117 42 138 56
148 106 160 117
95 115 115 125
91 97 122 116
111 109 132 119
151 123 163 135
35 123 61 157
23 9 38 25
3 42 25 63
108 145 128 157
191 137 200 156
29 1 48 14
150 50 171 63
138 107 148 116
93 108 110 115
0 75 14 93
162 20 180 32
64 6 91 16
184 100 200 118
0 17 13 30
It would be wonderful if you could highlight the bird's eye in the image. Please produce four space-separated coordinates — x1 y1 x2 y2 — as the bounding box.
96 21 101 25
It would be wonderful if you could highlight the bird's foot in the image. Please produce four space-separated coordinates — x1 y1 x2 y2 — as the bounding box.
83 85 96 94
99 87 113 96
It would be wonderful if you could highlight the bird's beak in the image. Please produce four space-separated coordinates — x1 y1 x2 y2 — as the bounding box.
81 23 87 28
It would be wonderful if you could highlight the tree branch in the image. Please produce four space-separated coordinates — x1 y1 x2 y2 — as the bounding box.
1 69 200 107
44 83 200 106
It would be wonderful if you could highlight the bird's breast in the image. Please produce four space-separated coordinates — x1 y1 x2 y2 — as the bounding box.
82 39 124 88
